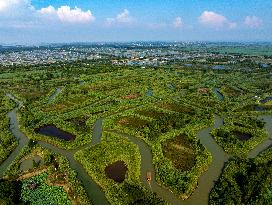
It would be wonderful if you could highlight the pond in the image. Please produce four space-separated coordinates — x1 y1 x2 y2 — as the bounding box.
233 131 252 141
48 87 62 103
35 125 75 141
261 63 269 68
214 88 224 101
20 155 43 172
255 106 265 111
176 72 182 76
146 88 153 97
212 65 226 70
238 104 270 112
260 97 272 104
255 105 272 111
105 161 128 183
136 109 166 119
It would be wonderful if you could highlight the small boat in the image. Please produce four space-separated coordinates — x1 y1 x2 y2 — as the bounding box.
147 172 152 181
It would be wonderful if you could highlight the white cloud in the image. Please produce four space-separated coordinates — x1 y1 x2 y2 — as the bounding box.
0 0 15 11
0 0 34 17
199 11 236 29
0 0 36 29
116 9 132 23
0 1 95 28
173 17 183 28
39 5 56 16
38 5 95 23
244 16 262 28
0 0 25 11
105 9 134 26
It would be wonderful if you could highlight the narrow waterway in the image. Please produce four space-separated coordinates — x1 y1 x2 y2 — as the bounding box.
92 118 103 145
1 92 272 205
214 88 224 101
0 107 29 178
248 115 272 158
0 94 109 205
108 114 271 205
108 116 230 205
6 93 23 108
184 116 230 205
38 141 109 205
48 87 62 103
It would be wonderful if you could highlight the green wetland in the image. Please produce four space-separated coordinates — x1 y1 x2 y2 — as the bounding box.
0 60 271 205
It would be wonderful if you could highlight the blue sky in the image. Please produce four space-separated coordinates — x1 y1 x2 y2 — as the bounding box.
0 0 271 44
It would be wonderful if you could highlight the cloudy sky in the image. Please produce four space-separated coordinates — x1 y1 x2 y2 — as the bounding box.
0 0 271 44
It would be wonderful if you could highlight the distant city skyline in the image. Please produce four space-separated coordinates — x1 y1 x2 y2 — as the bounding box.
0 0 271 44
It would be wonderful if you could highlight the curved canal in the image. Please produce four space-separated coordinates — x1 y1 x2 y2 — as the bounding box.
0 93 271 205
0 94 109 205
214 88 224 101
48 87 62 103
109 113 272 205
108 116 230 205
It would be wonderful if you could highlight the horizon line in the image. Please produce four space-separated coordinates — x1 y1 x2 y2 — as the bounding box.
1 40 272 47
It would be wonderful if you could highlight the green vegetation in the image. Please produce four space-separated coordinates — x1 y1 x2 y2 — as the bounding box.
153 128 212 199
0 56 271 204
162 134 197 171
210 148 272 205
0 92 17 165
211 115 268 156
0 180 22 205
21 173 71 205
103 96 213 198
75 132 164 204
3 141 90 205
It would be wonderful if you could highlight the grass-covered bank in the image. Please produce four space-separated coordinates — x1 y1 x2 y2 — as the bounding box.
74 132 165 205
2 141 90 205
210 148 272 205
211 115 268 156
104 102 214 199
0 93 17 165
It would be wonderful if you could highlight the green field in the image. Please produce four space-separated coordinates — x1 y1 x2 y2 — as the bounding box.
0 59 271 204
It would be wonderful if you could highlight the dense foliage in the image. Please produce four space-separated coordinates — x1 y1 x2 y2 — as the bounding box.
21 173 71 205
0 180 22 205
210 148 272 205
103 99 213 198
0 93 17 164
75 132 165 204
211 114 268 156
4 142 91 205
0 58 271 204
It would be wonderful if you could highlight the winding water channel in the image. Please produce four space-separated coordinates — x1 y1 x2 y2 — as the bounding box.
0 105 29 178
108 116 230 205
0 92 271 205
248 115 272 158
0 94 109 205
214 88 224 101
48 87 62 103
